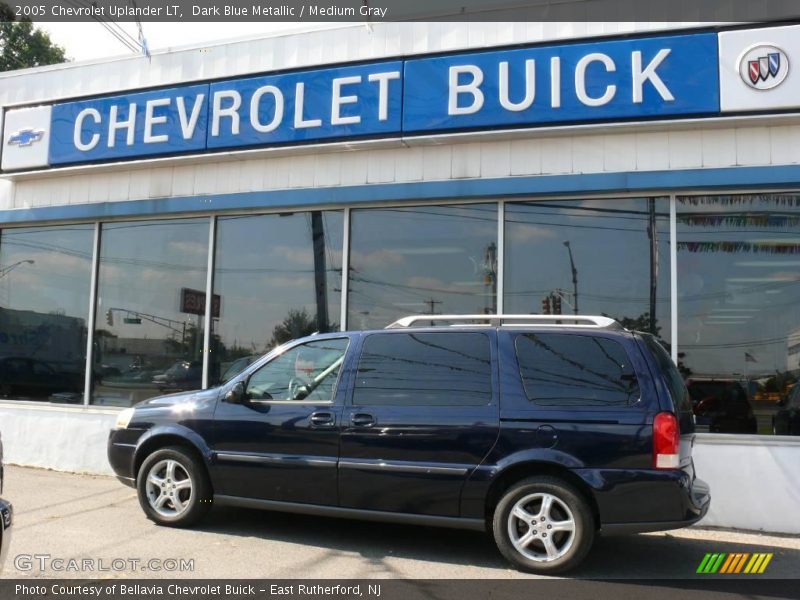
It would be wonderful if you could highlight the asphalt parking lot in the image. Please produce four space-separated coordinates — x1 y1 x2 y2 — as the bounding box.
2 465 799 580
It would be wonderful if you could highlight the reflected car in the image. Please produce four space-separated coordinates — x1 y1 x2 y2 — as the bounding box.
0 431 13 575
0 356 82 400
153 360 202 392
687 379 757 434
773 385 800 436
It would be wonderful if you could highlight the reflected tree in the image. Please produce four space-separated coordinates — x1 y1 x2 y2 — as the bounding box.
269 308 318 347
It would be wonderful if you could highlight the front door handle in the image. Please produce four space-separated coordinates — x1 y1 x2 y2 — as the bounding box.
309 411 335 427
351 413 376 427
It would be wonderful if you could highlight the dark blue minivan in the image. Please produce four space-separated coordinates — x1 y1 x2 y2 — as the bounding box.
108 314 710 573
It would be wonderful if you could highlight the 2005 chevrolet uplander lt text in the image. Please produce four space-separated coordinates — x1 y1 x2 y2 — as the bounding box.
108 314 710 573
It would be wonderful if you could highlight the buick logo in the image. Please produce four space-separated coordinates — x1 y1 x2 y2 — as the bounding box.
738 44 789 90
7 128 44 147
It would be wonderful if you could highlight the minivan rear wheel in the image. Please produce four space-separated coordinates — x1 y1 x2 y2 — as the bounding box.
136 446 212 527
492 476 594 574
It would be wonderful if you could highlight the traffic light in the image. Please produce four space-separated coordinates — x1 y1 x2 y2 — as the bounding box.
105 309 113 326
541 296 551 315
553 295 562 315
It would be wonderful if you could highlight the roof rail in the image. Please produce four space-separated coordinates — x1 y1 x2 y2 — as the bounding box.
385 314 622 329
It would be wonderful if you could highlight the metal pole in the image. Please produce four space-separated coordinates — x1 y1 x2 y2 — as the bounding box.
340 208 351 332
83 223 101 406
497 201 505 314
669 194 679 365
202 216 216 389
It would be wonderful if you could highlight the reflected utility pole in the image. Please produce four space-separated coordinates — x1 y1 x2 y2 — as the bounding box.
311 212 329 332
424 298 442 315
563 242 578 315
484 242 497 314
648 199 658 335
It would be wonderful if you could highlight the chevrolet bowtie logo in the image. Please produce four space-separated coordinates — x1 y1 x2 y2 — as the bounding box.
8 128 44 147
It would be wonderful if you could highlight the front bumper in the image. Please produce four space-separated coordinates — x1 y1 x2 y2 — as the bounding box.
0 499 12 574
107 428 138 483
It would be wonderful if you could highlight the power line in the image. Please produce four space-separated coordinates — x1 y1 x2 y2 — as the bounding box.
64 0 142 54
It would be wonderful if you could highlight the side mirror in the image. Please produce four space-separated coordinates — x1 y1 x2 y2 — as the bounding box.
224 381 247 404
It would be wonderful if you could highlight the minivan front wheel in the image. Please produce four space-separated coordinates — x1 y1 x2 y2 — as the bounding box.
493 476 594 574
136 446 211 527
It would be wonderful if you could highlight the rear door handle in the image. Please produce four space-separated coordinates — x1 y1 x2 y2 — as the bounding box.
309 411 336 428
351 413 376 427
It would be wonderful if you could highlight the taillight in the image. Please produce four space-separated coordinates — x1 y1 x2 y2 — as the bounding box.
653 412 680 469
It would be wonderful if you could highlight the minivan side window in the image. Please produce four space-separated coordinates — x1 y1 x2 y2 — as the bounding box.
245 338 349 402
515 333 640 406
352 332 492 406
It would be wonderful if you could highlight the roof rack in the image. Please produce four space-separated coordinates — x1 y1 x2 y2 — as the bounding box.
385 314 622 329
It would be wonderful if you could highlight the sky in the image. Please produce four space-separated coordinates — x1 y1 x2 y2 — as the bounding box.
39 22 338 62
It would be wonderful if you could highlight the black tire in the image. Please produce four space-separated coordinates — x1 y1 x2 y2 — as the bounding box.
136 446 212 527
492 476 594 574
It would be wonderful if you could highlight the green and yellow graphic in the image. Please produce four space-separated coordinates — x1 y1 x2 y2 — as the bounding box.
697 552 773 574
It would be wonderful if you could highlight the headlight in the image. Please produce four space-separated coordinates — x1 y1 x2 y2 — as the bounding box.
115 408 135 429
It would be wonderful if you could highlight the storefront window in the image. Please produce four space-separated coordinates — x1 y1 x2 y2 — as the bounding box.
677 194 800 436
0 225 94 403
91 218 209 406
504 198 671 344
210 211 343 386
347 203 498 329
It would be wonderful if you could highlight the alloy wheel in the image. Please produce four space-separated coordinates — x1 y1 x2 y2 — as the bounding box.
144 459 193 518
507 492 576 562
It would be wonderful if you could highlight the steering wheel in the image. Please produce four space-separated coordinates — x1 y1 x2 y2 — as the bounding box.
287 378 309 400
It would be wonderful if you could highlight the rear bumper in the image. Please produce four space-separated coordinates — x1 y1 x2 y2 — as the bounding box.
0 499 12 574
602 479 710 534
573 469 711 533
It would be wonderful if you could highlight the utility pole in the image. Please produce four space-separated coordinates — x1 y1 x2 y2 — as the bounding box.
563 241 578 315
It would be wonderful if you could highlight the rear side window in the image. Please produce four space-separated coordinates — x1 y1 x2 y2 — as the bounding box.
643 335 692 413
353 332 492 406
515 333 640 406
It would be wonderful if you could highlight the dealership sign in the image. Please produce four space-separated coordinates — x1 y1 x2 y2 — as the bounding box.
2 25 799 172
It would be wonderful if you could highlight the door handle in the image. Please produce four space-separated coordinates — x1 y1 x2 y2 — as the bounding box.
309 411 335 427
351 413 376 427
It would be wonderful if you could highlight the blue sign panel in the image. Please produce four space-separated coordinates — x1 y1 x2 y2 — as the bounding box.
50 84 210 165
403 33 720 132
42 33 721 169
207 61 403 149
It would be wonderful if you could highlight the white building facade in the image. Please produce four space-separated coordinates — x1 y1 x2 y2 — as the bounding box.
0 21 799 533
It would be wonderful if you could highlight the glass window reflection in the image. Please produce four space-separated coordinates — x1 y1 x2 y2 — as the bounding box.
677 194 800 436
91 219 209 406
0 225 94 403
211 211 343 386
347 204 498 330
504 198 671 344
